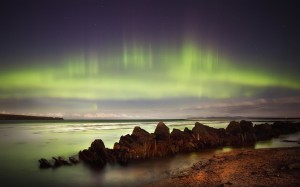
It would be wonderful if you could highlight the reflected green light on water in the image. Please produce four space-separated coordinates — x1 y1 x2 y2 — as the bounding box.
0 120 299 187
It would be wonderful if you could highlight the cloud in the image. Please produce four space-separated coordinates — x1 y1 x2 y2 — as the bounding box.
1 96 300 118
183 96 300 117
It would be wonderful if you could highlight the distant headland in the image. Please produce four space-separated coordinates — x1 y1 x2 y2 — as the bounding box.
0 114 63 120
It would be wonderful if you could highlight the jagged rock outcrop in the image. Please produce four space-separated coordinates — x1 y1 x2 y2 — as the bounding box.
52 156 71 167
39 158 52 169
39 120 300 170
113 126 156 163
272 121 300 135
254 123 273 140
225 120 256 146
154 122 170 141
79 139 111 168
192 122 224 148
170 128 194 152
69 156 80 164
113 122 173 162
38 156 79 169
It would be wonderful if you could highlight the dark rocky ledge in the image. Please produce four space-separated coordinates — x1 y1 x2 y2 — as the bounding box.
39 120 300 169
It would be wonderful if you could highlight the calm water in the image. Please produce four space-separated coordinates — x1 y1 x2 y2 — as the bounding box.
0 119 299 187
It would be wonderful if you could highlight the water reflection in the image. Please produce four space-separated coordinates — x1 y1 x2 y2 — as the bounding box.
0 120 299 187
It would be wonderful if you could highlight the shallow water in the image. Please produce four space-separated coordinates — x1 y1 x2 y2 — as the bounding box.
0 119 299 187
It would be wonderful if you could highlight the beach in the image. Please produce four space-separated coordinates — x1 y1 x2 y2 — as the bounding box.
146 147 300 187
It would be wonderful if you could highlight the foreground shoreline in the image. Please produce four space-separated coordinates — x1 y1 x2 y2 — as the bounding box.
145 147 300 187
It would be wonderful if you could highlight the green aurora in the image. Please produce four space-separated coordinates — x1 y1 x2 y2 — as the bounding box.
1 39 299 101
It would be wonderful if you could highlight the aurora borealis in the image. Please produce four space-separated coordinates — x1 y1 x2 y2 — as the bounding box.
1 0 300 118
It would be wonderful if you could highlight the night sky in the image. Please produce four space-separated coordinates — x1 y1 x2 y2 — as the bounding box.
0 0 300 118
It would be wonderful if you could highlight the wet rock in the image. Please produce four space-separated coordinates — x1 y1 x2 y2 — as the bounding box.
225 121 256 146
282 139 298 143
151 122 172 157
79 149 105 167
184 127 192 134
254 123 273 140
52 156 71 167
39 158 52 168
114 126 157 161
240 120 256 145
170 128 193 152
132 126 150 138
154 122 170 141
170 128 186 140
240 120 254 134
273 121 300 135
192 122 222 148
192 122 208 136
113 149 129 166
288 163 300 170
226 121 242 135
90 139 108 159
79 139 109 168
69 156 80 164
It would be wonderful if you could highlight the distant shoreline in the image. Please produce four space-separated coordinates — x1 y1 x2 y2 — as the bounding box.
0 114 63 120
1 114 299 122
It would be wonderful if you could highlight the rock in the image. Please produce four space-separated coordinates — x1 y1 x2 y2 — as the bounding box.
79 139 109 168
184 127 193 135
282 140 298 143
192 122 208 136
132 126 150 138
288 163 300 170
39 158 52 168
105 148 117 163
52 156 71 167
79 149 106 167
156 139 172 157
272 121 300 135
90 139 108 159
225 121 257 146
226 121 242 135
111 149 129 166
114 126 157 161
240 120 254 134
240 120 256 145
192 122 223 148
154 122 170 141
170 128 186 141
170 128 195 152
69 156 80 164
254 123 273 140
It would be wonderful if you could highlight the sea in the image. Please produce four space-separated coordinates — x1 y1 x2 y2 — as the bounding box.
0 119 299 187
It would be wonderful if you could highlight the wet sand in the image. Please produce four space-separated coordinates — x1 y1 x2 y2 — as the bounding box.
145 147 300 187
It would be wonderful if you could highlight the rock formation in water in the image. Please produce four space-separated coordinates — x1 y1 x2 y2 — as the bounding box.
39 156 79 169
39 120 300 169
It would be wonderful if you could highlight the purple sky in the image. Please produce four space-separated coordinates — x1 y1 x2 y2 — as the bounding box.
0 0 300 118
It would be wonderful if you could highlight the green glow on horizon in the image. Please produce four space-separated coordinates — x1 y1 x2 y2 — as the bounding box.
0 39 299 100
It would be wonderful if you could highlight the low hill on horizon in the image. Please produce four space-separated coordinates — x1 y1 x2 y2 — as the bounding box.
0 114 63 120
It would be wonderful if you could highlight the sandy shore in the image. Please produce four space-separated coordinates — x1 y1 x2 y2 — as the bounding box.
145 147 300 187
